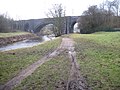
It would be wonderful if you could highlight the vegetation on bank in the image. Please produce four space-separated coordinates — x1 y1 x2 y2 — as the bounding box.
14 52 71 90
0 32 30 38
70 32 120 90
0 38 61 85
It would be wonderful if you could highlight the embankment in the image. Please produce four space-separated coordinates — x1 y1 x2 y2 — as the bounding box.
0 34 38 46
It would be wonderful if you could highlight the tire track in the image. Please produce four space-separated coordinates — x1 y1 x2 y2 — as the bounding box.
63 38 90 90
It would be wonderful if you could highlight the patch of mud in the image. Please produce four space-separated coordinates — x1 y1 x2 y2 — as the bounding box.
55 80 67 90
65 38 90 90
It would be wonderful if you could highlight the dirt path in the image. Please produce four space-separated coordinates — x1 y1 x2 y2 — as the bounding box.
67 39 89 90
59 38 89 90
1 38 89 90
54 38 89 90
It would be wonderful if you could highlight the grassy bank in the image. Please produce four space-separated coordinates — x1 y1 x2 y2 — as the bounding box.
14 52 71 90
0 32 30 38
0 38 61 85
70 32 120 90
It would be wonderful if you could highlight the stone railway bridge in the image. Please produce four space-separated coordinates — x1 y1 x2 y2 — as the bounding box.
15 16 80 34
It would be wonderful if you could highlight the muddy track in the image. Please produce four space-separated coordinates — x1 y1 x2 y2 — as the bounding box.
67 49 90 90
1 38 90 90
56 38 90 90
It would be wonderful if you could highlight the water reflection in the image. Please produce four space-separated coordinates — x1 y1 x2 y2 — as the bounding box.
42 35 55 41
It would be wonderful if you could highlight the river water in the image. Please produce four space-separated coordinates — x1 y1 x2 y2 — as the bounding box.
0 36 55 52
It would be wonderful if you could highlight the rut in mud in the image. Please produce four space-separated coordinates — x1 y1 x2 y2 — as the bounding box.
1 38 89 90
60 38 89 90
67 46 89 90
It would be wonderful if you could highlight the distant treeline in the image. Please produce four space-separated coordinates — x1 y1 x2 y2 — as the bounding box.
78 0 120 34
0 14 17 33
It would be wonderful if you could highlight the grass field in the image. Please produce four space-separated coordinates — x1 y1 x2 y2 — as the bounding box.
0 32 120 90
14 52 71 90
70 32 120 90
0 38 61 85
0 32 30 38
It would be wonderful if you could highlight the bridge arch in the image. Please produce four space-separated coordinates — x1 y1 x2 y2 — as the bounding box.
34 23 57 34
71 21 77 33
69 17 80 33
24 23 29 31
34 23 51 33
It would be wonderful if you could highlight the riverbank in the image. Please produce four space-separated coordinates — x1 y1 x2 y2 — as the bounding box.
0 32 38 46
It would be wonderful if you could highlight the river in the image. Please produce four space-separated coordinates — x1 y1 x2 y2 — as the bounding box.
0 36 55 52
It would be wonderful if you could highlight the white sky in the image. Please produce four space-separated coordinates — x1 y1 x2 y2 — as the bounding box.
0 0 105 20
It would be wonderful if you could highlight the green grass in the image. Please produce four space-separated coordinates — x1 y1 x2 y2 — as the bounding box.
70 32 120 90
0 32 30 38
0 38 61 85
14 52 71 90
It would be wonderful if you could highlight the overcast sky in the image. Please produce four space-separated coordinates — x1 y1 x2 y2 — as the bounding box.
0 0 105 20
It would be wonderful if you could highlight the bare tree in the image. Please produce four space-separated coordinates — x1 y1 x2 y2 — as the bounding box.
78 4 116 33
46 4 66 36
0 13 14 32
105 0 120 27
78 0 120 34
78 5 104 33
107 0 119 16
111 0 120 27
